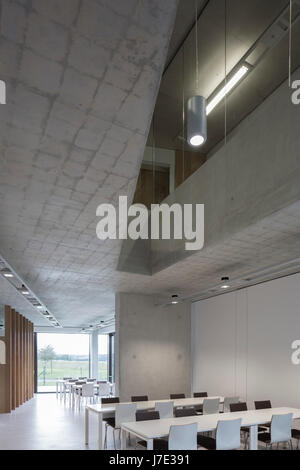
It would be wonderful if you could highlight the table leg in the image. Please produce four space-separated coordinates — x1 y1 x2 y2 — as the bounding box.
147 439 153 450
56 381 58 398
249 425 258 450
85 407 89 446
121 429 127 450
98 412 103 450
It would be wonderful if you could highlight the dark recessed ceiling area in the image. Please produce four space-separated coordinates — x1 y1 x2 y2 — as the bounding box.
148 0 300 155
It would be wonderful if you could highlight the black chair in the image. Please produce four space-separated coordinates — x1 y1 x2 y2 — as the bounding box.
254 400 272 410
254 400 272 432
135 411 168 450
131 395 148 402
170 393 185 399
175 407 197 418
291 429 300 449
102 397 120 448
193 392 208 413
102 397 120 404
230 402 266 449
136 411 159 421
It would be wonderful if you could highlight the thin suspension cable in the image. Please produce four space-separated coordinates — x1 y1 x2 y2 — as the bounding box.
289 0 292 88
195 0 199 92
224 0 227 145
152 115 155 204
182 46 185 183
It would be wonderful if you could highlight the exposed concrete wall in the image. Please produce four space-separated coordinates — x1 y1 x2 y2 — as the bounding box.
115 293 190 401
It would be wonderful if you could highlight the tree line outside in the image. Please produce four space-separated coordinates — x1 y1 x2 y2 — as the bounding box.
38 344 108 388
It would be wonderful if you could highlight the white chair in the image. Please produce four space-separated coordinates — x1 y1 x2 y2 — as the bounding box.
197 418 242 450
258 413 293 449
105 403 137 450
203 398 220 415
223 397 240 413
97 381 110 401
216 418 242 450
169 423 198 450
76 383 95 409
155 401 174 419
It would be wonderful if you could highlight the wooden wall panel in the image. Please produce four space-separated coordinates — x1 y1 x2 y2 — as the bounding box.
11 309 16 410
16 312 20 408
0 306 34 413
175 150 206 189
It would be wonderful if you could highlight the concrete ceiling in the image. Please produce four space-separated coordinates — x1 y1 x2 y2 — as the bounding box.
0 0 299 330
0 0 179 328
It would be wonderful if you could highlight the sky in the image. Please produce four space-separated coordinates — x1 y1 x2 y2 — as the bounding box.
37 333 108 355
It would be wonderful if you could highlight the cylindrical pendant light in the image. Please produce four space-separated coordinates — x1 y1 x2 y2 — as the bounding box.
187 1 207 147
187 95 207 146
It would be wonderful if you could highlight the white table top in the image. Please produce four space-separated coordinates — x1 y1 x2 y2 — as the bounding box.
86 396 224 414
121 407 300 440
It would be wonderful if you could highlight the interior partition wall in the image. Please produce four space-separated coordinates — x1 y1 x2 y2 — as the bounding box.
191 272 300 409
0 305 34 413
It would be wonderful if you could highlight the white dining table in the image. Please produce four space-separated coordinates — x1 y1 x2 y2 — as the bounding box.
120 407 300 451
85 396 224 450
69 382 101 406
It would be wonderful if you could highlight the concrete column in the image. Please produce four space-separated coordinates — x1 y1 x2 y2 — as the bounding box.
90 331 98 379
116 293 191 401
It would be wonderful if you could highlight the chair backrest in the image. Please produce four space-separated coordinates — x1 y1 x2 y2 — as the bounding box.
78 377 87 380
270 413 293 444
170 393 185 399
193 392 208 398
102 397 120 404
203 398 220 415
115 403 137 428
87 378 96 382
169 423 198 450
98 382 110 396
175 407 197 418
75 381 86 385
131 395 148 402
223 397 239 412
216 418 242 450
63 377 72 380
155 401 174 419
230 402 247 412
136 411 160 421
81 383 95 397
68 379 76 383
254 400 272 410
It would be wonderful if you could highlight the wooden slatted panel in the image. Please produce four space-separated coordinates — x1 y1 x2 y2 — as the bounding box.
11 309 16 410
15 312 20 408
0 307 35 413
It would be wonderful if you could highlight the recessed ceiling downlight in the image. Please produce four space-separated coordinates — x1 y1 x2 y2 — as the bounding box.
221 277 230 289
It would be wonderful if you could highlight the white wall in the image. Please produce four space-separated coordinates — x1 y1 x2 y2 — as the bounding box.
116 293 190 401
191 272 300 408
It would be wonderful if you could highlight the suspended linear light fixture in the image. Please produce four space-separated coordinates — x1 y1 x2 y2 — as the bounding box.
187 1 207 147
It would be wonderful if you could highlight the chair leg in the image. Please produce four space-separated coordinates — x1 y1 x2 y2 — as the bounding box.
290 440 293 450
104 425 108 450
113 430 116 450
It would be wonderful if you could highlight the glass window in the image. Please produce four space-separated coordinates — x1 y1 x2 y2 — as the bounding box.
37 333 90 392
98 334 108 380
